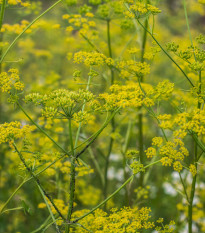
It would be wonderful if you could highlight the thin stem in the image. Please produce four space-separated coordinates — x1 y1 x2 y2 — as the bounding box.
124 3 194 87
13 142 66 221
0 110 119 212
72 160 161 223
88 147 105 187
65 119 75 233
0 0 6 32
138 15 148 186
107 19 114 85
137 17 194 87
0 177 27 214
183 0 193 46
0 207 24 214
122 119 132 205
74 175 134 223
17 101 69 155
76 108 120 159
179 173 190 204
104 20 115 201
0 0 63 64
0 0 6 120
188 142 198 233
74 74 92 150
38 185 61 233
30 216 52 233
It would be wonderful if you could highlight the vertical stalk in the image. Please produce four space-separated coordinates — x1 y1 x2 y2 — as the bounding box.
107 19 114 85
66 74 92 232
122 119 132 205
104 19 115 204
0 0 6 72
0 0 6 31
138 13 148 187
0 0 63 64
188 143 197 233
74 74 91 150
183 1 201 232
0 0 6 123
66 118 75 233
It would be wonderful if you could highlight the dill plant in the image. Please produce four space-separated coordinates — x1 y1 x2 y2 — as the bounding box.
0 0 204 233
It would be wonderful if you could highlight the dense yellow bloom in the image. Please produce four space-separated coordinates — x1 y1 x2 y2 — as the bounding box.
130 161 145 174
99 83 148 110
126 149 139 159
152 137 163 147
117 59 150 78
0 0 30 7
0 69 24 93
124 1 161 19
160 109 205 137
189 164 197 176
73 51 114 66
0 121 34 144
25 89 95 121
145 147 156 158
173 161 183 172
71 207 155 232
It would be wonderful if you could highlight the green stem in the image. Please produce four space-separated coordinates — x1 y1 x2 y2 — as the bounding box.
72 160 160 223
138 17 194 87
38 185 61 233
107 19 114 85
0 0 6 32
0 0 6 64
179 173 190 204
74 175 134 223
124 3 194 87
188 142 198 233
0 207 24 214
122 119 132 205
0 110 119 212
88 147 105 187
0 0 6 121
183 0 193 45
30 216 52 233
104 21 115 201
0 0 63 64
13 142 65 221
74 74 92 150
17 101 69 155
0 177 27 214
76 108 120 159
65 119 75 233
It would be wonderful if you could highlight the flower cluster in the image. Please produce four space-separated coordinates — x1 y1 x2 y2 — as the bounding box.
166 41 205 73
0 69 24 94
130 161 145 174
0 0 30 7
72 207 156 232
117 59 150 78
143 46 161 60
123 0 161 19
0 121 34 145
159 109 205 138
73 51 114 66
2 20 31 34
62 13 96 34
96 1 124 19
126 149 139 159
146 137 189 172
99 84 145 110
24 89 95 122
